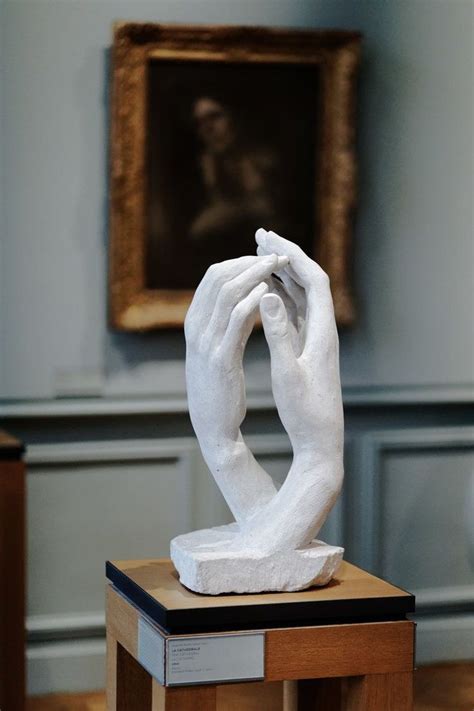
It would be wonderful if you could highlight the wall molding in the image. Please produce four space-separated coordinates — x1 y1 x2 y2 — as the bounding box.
355 426 474 610
27 639 106 696
415 614 474 664
25 436 200 647
25 433 293 465
27 612 105 642
414 584 474 612
1 383 472 419
26 434 344 547
26 437 197 465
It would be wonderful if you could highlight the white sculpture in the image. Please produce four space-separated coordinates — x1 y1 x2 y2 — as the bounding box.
171 229 344 594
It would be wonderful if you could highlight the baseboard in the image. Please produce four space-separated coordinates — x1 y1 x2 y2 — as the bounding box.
27 639 106 696
415 613 474 665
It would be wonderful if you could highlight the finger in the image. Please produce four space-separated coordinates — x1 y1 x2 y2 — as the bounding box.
257 243 290 277
259 238 311 335
255 227 327 288
256 233 310 291
256 228 335 353
186 255 271 339
269 277 302 356
204 254 288 344
269 276 297 323
220 282 268 359
260 293 295 365
256 228 330 294
278 270 306 318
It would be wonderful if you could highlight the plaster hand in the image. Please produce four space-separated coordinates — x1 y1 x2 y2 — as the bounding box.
184 253 288 523
256 228 343 460
235 229 344 553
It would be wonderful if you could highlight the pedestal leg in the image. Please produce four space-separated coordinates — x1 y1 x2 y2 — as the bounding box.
106 630 117 711
116 644 152 710
152 680 217 711
297 678 343 710
284 680 298 710
345 672 413 710
107 636 154 711
0 456 25 711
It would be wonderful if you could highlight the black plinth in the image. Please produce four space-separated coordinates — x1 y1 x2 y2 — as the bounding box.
106 558 415 635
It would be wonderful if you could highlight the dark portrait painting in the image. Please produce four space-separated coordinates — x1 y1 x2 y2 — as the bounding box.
145 61 320 290
109 23 360 330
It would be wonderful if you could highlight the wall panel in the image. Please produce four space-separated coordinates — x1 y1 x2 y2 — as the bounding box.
10 404 470 692
24 433 305 692
348 425 474 663
27 450 194 617
383 449 473 594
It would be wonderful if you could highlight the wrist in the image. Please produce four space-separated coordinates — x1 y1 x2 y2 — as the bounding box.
200 433 247 473
292 425 343 457
291 445 344 479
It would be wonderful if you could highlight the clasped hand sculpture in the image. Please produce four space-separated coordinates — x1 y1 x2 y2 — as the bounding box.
171 229 344 594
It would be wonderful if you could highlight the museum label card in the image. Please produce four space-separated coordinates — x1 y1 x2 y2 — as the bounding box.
166 632 264 686
138 615 265 686
138 617 165 685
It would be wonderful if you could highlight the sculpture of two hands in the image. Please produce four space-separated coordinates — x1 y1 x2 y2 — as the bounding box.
171 228 345 594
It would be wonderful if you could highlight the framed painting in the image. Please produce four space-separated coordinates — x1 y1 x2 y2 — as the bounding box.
109 23 361 330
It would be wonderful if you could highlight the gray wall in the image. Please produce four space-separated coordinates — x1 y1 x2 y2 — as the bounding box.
1 0 473 400
0 0 473 696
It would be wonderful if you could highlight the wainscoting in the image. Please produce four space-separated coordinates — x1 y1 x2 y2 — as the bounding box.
1 385 473 695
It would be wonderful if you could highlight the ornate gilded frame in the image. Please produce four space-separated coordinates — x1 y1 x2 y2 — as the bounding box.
109 23 361 330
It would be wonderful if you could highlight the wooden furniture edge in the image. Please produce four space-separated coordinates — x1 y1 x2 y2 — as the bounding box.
0 433 26 710
106 585 414 684
0 429 25 459
106 558 415 635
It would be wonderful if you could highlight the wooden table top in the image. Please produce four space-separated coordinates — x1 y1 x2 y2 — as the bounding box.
106 558 414 634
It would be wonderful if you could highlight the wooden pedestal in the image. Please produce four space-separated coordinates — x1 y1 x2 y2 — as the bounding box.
106 559 415 710
0 431 26 711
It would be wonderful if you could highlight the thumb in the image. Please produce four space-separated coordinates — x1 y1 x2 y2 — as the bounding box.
260 294 295 364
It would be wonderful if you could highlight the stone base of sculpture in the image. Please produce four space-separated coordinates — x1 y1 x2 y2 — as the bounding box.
171 523 344 595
